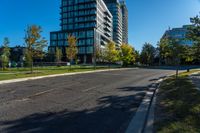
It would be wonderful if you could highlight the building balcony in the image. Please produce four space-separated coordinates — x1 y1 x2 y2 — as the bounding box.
104 32 112 37
104 11 112 18
104 21 112 27
104 26 112 32
104 16 112 23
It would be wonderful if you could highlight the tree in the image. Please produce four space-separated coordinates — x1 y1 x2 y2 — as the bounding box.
45 50 55 62
55 47 62 64
97 45 107 63
140 43 155 66
24 49 32 68
187 14 200 64
168 39 185 79
158 37 190 65
165 38 185 65
95 44 104 63
120 44 136 67
135 50 140 64
104 41 119 67
24 25 47 73
0 37 10 70
158 38 171 65
182 45 194 64
66 35 78 67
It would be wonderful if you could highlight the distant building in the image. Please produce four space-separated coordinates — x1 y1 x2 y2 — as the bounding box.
104 0 123 48
0 46 25 63
10 46 26 63
162 25 193 46
120 0 128 44
0 46 26 67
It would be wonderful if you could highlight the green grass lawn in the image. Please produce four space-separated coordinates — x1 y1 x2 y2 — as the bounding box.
155 71 200 133
0 65 116 81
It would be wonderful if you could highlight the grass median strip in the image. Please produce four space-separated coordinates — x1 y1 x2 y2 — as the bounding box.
154 71 200 133
0 66 113 81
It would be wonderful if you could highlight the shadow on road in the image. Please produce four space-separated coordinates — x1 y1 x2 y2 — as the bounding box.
118 86 148 92
0 87 148 133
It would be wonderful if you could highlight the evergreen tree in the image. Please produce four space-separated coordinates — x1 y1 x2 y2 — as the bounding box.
187 14 200 64
140 43 155 66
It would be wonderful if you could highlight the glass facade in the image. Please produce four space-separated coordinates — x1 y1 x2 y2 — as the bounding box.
103 0 123 48
162 25 194 46
120 0 128 44
49 0 113 63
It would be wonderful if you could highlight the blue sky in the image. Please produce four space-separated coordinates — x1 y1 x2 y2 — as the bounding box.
0 0 200 51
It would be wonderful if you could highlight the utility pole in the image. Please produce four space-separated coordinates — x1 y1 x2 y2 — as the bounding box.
93 24 104 70
93 28 97 70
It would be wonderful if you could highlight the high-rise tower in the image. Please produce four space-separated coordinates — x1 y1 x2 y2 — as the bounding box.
49 0 113 63
103 0 123 48
120 0 128 44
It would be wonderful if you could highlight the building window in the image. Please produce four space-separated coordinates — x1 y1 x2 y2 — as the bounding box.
87 46 93 53
87 30 94 37
58 41 64 46
79 31 86 38
51 41 57 46
78 47 85 54
58 33 64 40
51 34 57 40
64 41 68 46
86 38 93 45
78 39 85 46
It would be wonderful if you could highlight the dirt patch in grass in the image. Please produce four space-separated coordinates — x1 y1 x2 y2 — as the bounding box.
154 76 200 133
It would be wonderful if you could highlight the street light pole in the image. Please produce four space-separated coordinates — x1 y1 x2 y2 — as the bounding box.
93 24 104 70
93 28 97 70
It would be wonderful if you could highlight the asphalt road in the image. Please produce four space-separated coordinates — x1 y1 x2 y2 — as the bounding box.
0 68 174 133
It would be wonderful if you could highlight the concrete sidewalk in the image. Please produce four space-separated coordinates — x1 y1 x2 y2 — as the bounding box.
190 72 200 91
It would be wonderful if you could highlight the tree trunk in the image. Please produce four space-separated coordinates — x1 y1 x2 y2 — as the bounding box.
176 67 179 80
31 61 33 74
159 57 162 66
70 59 72 71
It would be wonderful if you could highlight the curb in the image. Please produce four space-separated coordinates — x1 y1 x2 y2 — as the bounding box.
143 80 162 133
0 68 135 85
189 72 200 91
125 78 165 133
144 71 200 133
143 76 172 133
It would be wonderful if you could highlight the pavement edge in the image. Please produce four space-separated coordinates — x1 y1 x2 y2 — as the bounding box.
0 68 135 85
125 77 166 133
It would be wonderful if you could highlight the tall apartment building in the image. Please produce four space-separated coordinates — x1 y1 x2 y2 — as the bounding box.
103 0 123 48
120 0 128 44
162 25 193 46
49 0 113 63
49 0 128 63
